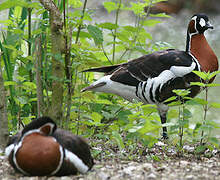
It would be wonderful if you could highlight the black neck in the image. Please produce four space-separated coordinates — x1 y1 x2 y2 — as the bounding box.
186 31 191 53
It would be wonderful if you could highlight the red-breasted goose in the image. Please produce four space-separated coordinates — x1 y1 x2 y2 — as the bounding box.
81 14 218 139
5 116 94 176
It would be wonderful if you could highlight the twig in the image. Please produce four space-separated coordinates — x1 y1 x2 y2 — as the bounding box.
112 0 122 63
75 0 88 44
101 44 113 65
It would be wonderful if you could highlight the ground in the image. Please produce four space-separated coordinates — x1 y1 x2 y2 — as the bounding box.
1 143 220 180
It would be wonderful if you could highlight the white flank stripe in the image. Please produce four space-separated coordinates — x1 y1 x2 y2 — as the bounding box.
5 144 15 157
13 141 29 175
89 75 138 102
139 62 196 103
65 149 89 174
143 70 175 103
170 62 196 77
50 145 64 175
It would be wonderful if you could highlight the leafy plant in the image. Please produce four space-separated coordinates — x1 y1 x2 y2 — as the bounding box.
191 71 220 148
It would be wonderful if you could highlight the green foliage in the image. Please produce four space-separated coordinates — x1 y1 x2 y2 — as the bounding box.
87 25 103 46
164 70 220 153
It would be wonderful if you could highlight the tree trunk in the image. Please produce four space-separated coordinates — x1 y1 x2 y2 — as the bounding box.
35 35 44 117
0 53 8 149
39 0 64 124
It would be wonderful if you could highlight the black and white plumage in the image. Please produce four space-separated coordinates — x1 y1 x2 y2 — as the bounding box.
81 14 218 138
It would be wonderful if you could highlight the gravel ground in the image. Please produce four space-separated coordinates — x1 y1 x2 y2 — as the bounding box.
1 143 220 180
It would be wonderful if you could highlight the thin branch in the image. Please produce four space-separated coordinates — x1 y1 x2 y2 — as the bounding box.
101 44 113 65
75 0 88 44
201 86 208 144
112 0 122 63
35 35 44 117
119 48 129 61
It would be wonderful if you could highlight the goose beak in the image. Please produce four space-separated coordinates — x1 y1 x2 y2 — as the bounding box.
206 22 213 29
81 82 106 92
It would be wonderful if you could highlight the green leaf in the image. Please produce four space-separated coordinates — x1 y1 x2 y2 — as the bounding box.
69 0 82 8
4 81 17 86
183 108 192 119
208 137 219 145
0 0 28 11
111 131 125 150
87 25 103 46
72 31 92 39
189 98 208 105
190 82 206 87
29 98 37 102
96 99 113 105
122 25 138 32
103 2 117 13
195 145 206 154
14 6 22 19
23 82 37 90
164 96 176 103
130 2 145 15
143 19 161 27
206 83 220 87
128 126 143 133
210 102 220 108
192 71 208 80
150 13 171 18
98 22 118 30
208 70 220 80
91 112 103 123
3 44 17 51
173 89 190 97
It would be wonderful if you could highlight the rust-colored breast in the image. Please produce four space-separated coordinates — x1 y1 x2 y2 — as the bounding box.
16 133 61 176
190 34 218 73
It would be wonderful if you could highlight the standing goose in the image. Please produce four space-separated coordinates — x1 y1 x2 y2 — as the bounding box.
81 14 218 139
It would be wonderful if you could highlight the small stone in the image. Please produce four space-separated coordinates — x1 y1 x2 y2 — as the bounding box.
147 173 157 179
185 174 194 180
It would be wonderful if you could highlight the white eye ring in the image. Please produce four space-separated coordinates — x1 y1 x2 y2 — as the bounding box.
199 18 206 27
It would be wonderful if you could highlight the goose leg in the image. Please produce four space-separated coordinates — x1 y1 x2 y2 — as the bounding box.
157 104 169 139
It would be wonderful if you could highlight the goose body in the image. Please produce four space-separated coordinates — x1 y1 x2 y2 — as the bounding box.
5 117 94 176
82 14 218 138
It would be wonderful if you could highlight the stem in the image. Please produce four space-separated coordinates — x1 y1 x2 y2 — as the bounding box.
35 35 44 117
200 87 208 144
75 0 88 44
28 8 33 82
119 48 129 61
63 0 73 128
178 96 184 148
76 70 82 135
127 0 152 59
101 44 113 65
112 0 122 63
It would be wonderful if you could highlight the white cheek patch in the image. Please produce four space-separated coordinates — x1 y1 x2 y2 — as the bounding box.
199 18 206 27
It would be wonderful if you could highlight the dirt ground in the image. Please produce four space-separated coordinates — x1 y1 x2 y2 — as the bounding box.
1 143 220 180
